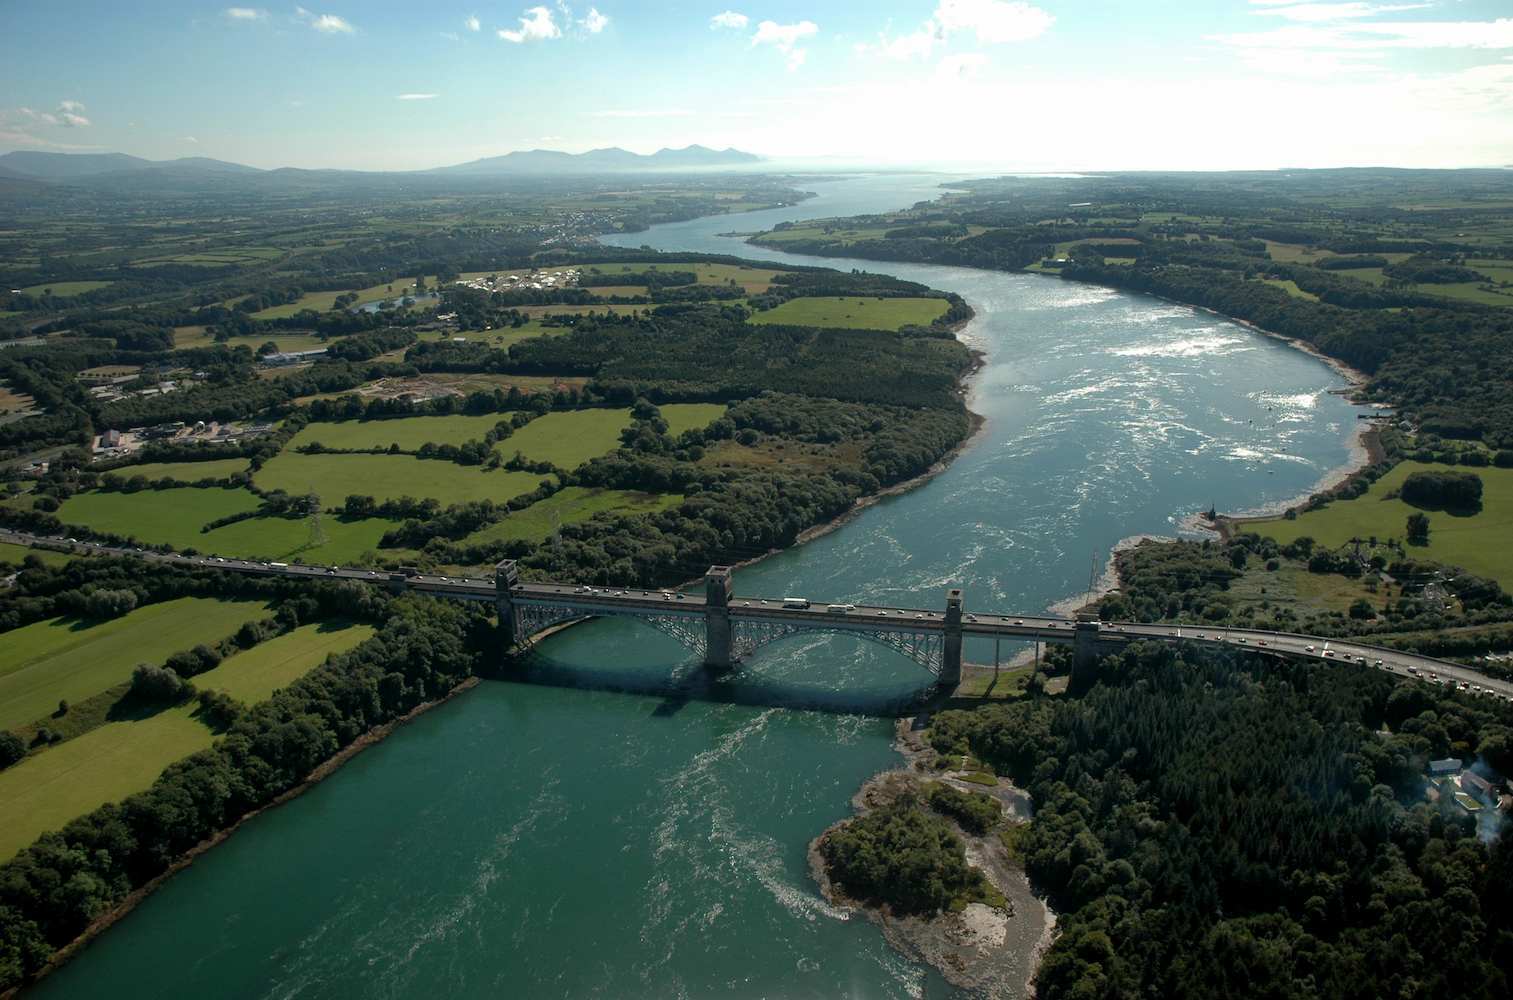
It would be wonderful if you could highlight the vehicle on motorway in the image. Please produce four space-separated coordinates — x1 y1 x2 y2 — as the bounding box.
826 604 856 614
270 562 288 568
782 597 811 609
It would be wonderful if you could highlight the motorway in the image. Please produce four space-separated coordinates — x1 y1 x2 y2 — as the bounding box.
5 530 1511 701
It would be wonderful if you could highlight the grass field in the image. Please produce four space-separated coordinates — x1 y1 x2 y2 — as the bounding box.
0 596 269 732
102 457 250 482
0 620 372 860
499 408 633 470
256 452 548 505
199 513 397 563
0 705 212 859
748 296 949 331
250 277 436 319
172 327 335 353
660 403 726 438
193 621 375 704
0 542 75 568
1247 461 1513 586
58 487 262 549
1261 278 1321 302
290 413 518 452
463 487 683 545
16 280 113 297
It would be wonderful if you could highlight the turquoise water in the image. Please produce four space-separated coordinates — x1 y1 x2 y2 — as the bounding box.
31 175 1364 999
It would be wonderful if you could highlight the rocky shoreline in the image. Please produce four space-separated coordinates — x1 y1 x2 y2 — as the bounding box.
808 717 1053 998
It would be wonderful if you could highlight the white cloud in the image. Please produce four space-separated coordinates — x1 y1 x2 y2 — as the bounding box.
465 14 480 32
313 13 353 33
183 136 199 144
1249 2 1430 23
861 0 1051 62
934 0 1052 44
397 93 439 100
16 101 91 128
223 7 267 20
294 8 355 33
711 10 748 30
587 108 694 118
752 19 817 70
440 30 460 40
499 6 560 43
581 7 608 33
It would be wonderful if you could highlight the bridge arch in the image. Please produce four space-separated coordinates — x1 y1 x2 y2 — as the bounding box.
730 618 946 676
511 601 709 659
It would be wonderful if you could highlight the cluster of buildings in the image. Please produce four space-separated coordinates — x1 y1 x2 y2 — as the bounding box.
260 348 328 367
453 268 581 294
91 420 274 460
77 367 211 404
1426 757 1508 816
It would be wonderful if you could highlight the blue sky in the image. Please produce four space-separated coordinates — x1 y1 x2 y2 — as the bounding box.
3 1 1511 170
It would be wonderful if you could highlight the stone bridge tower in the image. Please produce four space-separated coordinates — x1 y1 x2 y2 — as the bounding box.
704 566 734 670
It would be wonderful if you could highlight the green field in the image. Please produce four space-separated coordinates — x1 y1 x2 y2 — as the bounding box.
256 452 548 505
58 487 262 548
0 542 75 568
0 596 268 732
0 705 213 859
15 280 113 297
172 326 335 353
290 413 518 452
0 620 371 860
1261 279 1321 302
499 408 634 470
193 621 375 704
199 513 397 563
250 278 437 319
103 458 250 482
660 403 727 438
1247 461 1513 586
463 487 683 545
748 296 949 331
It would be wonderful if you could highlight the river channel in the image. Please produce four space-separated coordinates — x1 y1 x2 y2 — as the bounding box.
31 175 1365 999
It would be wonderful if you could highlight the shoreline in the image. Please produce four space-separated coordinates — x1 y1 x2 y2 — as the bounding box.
9 673 486 999
807 717 1053 998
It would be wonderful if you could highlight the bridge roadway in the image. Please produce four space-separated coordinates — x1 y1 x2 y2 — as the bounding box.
6 530 1512 701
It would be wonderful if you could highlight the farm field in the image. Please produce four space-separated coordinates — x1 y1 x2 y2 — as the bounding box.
15 280 113 297
0 704 212 860
463 487 683 546
198 513 397 563
57 486 262 549
1261 279 1321 302
0 596 269 732
749 296 949 331
193 621 375 704
103 457 250 482
250 277 436 319
498 408 633 470
255 451 548 505
660 403 727 437
290 413 518 452
1246 461 1513 587
172 326 335 353
0 542 75 567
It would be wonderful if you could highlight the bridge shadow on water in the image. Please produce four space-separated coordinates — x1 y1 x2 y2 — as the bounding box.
494 647 936 719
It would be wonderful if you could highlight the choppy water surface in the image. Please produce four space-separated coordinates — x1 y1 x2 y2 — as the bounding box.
33 175 1363 999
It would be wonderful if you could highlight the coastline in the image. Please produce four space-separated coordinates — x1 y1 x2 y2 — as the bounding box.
807 717 1053 998
9 673 486 998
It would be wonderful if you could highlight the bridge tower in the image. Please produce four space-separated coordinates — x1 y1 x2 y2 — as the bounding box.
495 559 519 647
940 588 964 689
1070 611 1101 691
704 565 735 670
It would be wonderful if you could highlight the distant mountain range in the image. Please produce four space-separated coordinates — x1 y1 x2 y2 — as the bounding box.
0 145 764 194
434 145 762 175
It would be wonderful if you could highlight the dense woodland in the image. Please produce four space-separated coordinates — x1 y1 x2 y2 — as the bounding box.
930 643 1513 1000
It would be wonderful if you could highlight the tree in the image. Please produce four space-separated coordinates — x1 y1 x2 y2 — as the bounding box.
0 731 25 769
1348 598 1375 620
129 663 193 703
1407 512 1431 544
83 588 137 619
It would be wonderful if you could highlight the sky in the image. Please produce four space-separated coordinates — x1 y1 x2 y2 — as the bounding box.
2 0 1512 172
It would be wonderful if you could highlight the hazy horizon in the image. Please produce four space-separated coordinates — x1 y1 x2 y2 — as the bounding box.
3 1 1513 173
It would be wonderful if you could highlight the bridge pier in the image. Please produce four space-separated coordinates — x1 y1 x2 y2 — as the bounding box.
1070 612 1101 691
940 589 963 689
704 566 734 670
495 559 519 647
